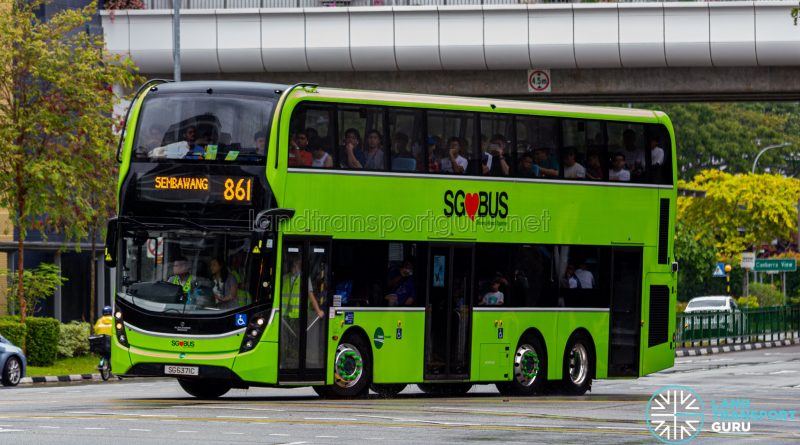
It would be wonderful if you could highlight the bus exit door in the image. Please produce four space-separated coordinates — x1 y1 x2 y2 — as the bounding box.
424 245 473 380
278 238 330 383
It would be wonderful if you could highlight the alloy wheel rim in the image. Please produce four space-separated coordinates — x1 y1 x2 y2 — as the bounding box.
513 344 540 387
334 343 363 388
7 358 20 384
568 344 588 386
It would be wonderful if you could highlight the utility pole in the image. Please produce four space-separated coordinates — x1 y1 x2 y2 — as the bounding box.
173 0 181 82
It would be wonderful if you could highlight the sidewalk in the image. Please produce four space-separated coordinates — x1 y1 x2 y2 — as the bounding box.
676 336 800 357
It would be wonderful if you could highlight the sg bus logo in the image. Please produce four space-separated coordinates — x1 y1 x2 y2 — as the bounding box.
170 340 195 348
646 385 704 443
443 190 508 221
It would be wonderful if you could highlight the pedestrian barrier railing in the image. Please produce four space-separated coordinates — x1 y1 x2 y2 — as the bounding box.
677 305 800 348
134 0 763 11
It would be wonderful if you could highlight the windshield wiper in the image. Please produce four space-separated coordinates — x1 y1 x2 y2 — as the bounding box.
179 218 211 232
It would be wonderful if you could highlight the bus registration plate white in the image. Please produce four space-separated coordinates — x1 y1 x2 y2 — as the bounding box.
165 365 199 376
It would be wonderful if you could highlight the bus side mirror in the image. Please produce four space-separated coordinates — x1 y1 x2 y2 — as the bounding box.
253 208 295 232
105 217 118 268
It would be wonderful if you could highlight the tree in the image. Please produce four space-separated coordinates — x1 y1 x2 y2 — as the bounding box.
0 1 138 323
674 220 717 301
678 170 800 261
5 263 68 317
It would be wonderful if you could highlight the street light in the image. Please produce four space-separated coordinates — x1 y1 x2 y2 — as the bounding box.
752 142 792 174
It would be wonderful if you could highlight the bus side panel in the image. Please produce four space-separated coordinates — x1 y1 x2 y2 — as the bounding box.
232 341 278 384
111 335 132 375
553 312 610 381
332 311 426 384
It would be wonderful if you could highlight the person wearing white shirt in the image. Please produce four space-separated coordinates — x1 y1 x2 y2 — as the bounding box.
562 148 586 179
609 153 631 182
574 263 595 289
441 137 468 174
650 137 665 166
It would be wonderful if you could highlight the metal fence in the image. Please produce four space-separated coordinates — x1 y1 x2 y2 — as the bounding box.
139 0 724 10
677 305 800 348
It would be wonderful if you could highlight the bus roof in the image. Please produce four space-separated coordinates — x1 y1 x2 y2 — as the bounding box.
304 87 662 121
151 80 289 97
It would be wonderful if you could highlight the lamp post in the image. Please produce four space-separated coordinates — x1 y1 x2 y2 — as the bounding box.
752 142 792 174
173 0 181 82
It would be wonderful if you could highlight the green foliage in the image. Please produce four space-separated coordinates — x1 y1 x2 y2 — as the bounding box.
24 317 60 366
58 321 91 358
735 296 760 309
4 264 68 317
0 319 27 348
646 103 800 181
675 219 717 301
678 170 800 260
0 0 139 322
748 283 784 308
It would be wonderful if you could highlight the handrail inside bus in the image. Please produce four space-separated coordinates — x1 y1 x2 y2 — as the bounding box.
274 82 319 169
116 78 173 163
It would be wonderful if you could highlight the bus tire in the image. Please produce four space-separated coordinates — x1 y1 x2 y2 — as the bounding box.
417 383 472 396
178 379 231 399
560 332 594 396
322 334 371 399
496 336 547 396
370 383 407 398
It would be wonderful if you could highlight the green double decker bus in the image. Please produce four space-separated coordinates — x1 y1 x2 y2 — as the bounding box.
106 81 677 399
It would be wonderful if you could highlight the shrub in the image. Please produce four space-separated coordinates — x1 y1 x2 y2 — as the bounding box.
58 321 91 358
735 296 759 309
0 320 27 348
748 283 784 307
25 317 60 366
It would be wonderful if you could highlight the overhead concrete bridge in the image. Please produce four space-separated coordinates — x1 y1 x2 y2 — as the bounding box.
102 1 800 101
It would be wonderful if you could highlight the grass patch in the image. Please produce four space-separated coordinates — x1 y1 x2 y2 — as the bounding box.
26 354 99 377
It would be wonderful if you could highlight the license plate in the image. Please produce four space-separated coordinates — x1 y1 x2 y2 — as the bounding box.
165 365 199 376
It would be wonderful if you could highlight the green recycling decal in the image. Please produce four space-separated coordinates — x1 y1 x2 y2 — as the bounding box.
373 327 385 349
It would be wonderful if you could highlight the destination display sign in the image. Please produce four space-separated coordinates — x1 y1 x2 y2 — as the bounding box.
138 174 253 205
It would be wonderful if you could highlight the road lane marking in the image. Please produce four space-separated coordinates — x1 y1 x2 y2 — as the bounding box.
177 430 198 433
84 427 106 430
315 435 338 438
270 433 290 436
0 428 23 433
216 415 270 419
223 432 245 435
129 429 151 432
39 426 60 429
304 417 356 421
277 442 307 445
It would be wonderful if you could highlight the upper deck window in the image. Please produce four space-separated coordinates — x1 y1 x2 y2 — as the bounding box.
133 93 274 164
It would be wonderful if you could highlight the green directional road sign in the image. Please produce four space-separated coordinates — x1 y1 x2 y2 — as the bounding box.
754 258 797 272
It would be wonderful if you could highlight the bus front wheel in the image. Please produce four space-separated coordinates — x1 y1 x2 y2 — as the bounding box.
560 332 594 396
317 335 371 399
496 336 547 396
178 379 231 399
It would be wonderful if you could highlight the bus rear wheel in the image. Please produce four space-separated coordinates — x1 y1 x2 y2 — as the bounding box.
370 383 407 398
560 332 594 396
417 383 472 396
496 336 547 396
178 379 232 399
317 335 371 399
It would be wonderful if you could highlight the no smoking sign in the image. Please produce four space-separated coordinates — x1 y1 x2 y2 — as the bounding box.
527 69 552 93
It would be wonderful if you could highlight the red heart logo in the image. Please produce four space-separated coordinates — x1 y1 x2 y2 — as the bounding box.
465 193 479 221
179 341 184 347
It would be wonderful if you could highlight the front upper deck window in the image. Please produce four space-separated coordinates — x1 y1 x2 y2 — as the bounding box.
133 93 274 163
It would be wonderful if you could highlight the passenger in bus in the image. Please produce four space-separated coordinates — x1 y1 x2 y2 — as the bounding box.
533 148 559 178
391 132 417 172
622 129 645 178
363 130 385 170
483 135 510 177
609 152 631 182
426 136 442 173
575 262 595 289
517 153 539 178
585 151 604 181
561 264 579 289
479 278 505 306
210 257 239 309
385 259 415 306
340 128 366 169
310 138 333 168
254 130 267 156
562 148 586 179
650 136 665 167
288 130 312 167
440 137 468 174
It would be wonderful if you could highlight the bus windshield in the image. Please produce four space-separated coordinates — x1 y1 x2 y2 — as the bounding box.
133 93 274 163
118 230 270 315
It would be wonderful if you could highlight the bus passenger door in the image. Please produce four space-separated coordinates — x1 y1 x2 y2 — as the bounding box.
278 238 330 383
607 247 642 377
425 244 474 380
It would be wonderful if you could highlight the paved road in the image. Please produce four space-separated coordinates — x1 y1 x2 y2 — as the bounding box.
1 346 799 444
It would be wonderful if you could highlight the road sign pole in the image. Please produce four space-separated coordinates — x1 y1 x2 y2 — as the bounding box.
782 272 786 304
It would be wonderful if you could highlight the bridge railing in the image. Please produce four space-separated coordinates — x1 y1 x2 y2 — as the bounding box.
138 0 703 10
677 305 800 348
